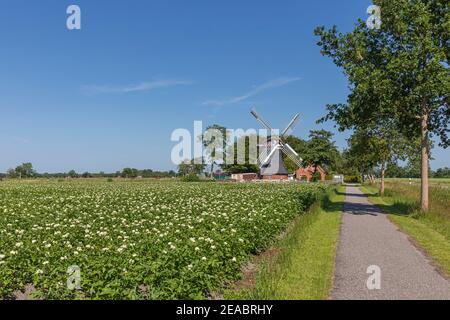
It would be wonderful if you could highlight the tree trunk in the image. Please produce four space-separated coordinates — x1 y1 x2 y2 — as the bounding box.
210 162 214 178
380 162 385 196
421 111 429 211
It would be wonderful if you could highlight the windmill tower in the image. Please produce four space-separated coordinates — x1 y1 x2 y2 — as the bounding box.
251 108 303 180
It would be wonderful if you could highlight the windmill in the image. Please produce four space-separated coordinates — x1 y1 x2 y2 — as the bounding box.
250 108 303 180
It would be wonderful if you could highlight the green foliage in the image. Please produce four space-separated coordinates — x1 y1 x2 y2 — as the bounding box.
181 173 200 182
68 170 79 178
434 167 450 178
200 124 228 177
229 186 343 300
0 180 328 299
315 0 449 144
311 172 320 183
343 128 414 179
384 162 441 178
315 0 450 208
362 182 450 276
282 136 307 173
177 158 206 176
198 126 342 176
4 168 176 180
302 130 340 172
344 175 362 184
223 135 260 174
11 163 35 179
81 172 92 178
6 169 17 179
121 168 139 178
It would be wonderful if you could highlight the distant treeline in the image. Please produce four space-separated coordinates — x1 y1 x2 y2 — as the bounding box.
0 163 177 179
384 164 450 179
0 162 449 180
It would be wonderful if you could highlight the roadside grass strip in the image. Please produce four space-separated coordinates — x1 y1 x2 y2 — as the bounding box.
228 186 344 300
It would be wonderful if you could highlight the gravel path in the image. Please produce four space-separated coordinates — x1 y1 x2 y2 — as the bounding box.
332 185 450 300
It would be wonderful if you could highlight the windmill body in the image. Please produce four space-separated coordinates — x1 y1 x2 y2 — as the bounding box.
251 108 303 181
260 148 289 178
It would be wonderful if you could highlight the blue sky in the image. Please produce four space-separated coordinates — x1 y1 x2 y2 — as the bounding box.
0 0 448 172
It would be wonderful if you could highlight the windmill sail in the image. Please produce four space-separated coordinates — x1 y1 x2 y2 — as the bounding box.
282 114 300 137
258 143 271 166
250 108 272 131
280 143 302 167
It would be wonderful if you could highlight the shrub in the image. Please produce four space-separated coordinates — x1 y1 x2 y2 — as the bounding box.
344 175 362 183
181 174 200 182
311 172 320 182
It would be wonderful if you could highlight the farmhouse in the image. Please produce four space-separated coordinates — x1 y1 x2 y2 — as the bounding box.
296 166 326 182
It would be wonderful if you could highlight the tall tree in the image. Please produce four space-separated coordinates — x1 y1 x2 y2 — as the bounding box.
345 126 419 194
200 124 228 177
223 134 259 174
315 0 449 210
344 131 379 183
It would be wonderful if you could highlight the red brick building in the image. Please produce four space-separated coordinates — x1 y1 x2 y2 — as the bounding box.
296 166 326 182
262 174 289 181
231 173 258 182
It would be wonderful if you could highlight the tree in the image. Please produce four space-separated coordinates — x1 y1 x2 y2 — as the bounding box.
385 162 406 178
81 172 92 178
200 124 228 177
434 167 450 178
68 170 79 178
302 130 339 173
344 131 379 183
177 160 191 177
177 158 206 176
222 134 259 174
121 168 139 178
345 125 419 194
141 169 154 178
6 168 17 179
14 163 35 178
315 0 449 210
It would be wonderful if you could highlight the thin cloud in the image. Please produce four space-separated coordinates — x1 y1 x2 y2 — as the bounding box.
12 136 30 144
82 80 193 95
203 77 301 106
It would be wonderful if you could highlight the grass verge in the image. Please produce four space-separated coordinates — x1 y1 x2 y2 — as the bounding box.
225 185 344 300
360 184 450 278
